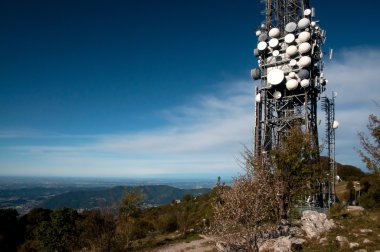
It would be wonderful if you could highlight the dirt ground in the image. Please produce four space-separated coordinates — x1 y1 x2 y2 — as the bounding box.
154 235 217 252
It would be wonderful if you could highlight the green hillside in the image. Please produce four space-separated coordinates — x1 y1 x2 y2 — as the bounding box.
41 185 210 209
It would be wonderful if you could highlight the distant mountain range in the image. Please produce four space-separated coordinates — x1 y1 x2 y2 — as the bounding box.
40 185 211 209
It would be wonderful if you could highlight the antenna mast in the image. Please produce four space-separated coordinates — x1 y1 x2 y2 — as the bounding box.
252 0 330 207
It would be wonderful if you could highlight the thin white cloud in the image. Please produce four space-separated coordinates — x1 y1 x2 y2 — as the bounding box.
324 47 380 170
2 81 253 177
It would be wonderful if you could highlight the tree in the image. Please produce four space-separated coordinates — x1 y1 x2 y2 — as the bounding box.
35 208 79 252
357 113 380 208
357 114 380 173
271 128 321 219
76 210 117 252
117 190 144 249
212 128 322 250
212 149 280 251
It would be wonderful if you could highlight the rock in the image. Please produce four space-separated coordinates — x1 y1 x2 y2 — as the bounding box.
290 237 306 250
347 206 365 212
301 220 319 238
336 235 349 246
360 228 372 233
216 242 244 252
319 237 327 244
301 210 335 238
355 250 367 252
362 238 373 244
259 239 277 252
273 237 292 252
259 236 292 252
289 226 304 237
349 242 359 249
353 233 359 237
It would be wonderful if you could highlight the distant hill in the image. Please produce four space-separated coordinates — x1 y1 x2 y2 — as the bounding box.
40 185 210 209
320 156 366 181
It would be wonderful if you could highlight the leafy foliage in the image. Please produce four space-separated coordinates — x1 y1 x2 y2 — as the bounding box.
271 128 322 219
34 208 79 252
356 114 380 209
357 114 380 173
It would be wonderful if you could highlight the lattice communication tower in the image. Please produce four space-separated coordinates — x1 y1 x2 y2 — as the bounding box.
252 0 327 157
251 1 331 205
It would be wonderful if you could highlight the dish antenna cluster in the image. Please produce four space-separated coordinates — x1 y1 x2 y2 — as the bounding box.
251 0 336 207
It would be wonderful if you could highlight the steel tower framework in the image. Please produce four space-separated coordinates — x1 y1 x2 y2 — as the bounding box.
253 0 326 162
322 93 337 204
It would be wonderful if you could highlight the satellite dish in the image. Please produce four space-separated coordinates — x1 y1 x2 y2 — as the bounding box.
258 41 267 51
288 72 296 78
272 50 280 57
255 93 261 103
289 59 297 67
258 33 268 42
285 22 297 33
311 21 317 27
253 48 259 57
251 68 261 80
298 31 311 42
299 42 311 54
267 69 285 85
256 30 262 36
269 27 280 38
269 38 279 48
286 79 298 90
298 56 312 67
273 91 282 99
297 69 309 79
265 83 273 89
333 120 339 129
301 79 310 88
286 45 298 57
285 34 295 44
304 9 312 16
298 18 310 30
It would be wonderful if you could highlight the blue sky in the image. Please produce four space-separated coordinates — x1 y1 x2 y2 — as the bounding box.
0 0 379 178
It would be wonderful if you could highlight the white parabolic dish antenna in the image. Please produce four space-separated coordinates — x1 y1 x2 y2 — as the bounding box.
258 41 267 51
269 28 280 38
301 79 310 88
269 38 279 48
299 42 311 54
298 18 310 29
298 56 312 67
286 45 298 57
289 59 297 67
286 79 298 90
333 120 339 129
267 69 284 85
273 91 282 99
255 93 261 103
299 31 311 42
285 22 297 33
285 34 295 44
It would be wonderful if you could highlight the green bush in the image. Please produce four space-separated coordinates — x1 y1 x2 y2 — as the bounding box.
328 203 348 218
